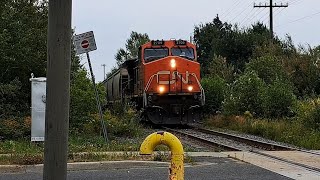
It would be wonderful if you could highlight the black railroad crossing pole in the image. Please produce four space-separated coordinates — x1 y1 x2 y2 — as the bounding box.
43 0 72 179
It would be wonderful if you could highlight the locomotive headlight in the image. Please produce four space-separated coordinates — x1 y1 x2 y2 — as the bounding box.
187 86 193 92
170 59 176 68
158 86 165 93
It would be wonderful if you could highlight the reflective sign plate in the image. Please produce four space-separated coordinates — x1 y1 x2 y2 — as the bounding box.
74 31 97 55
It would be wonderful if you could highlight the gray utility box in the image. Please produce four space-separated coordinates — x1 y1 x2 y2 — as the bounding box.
30 77 46 141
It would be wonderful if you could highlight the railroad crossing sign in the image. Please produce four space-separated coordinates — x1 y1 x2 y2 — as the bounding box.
74 31 97 55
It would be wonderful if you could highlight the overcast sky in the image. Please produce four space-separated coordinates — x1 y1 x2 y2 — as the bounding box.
72 0 320 82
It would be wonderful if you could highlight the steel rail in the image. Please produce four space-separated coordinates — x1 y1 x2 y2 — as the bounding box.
252 151 320 174
190 126 292 151
191 126 320 156
163 127 241 151
165 127 320 174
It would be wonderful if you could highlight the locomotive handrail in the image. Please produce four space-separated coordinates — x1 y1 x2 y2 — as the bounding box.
144 74 157 92
190 73 205 106
144 74 157 107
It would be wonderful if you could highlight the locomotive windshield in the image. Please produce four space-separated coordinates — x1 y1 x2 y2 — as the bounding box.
171 47 195 60
144 48 169 62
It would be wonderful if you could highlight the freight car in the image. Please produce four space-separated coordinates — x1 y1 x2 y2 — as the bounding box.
104 39 205 125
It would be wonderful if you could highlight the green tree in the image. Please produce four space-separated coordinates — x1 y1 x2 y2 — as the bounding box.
245 56 288 85
201 76 227 114
0 79 22 117
194 16 272 75
282 46 320 97
115 31 150 66
0 0 48 115
263 79 296 118
206 55 235 82
70 69 106 132
223 71 266 116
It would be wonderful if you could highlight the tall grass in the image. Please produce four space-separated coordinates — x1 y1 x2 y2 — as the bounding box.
205 115 320 150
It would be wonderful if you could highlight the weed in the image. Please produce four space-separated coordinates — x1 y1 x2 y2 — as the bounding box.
205 114 320 150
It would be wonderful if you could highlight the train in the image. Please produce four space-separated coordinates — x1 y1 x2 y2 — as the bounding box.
103 39 205 125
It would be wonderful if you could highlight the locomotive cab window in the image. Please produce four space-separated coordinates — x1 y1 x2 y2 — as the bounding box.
144 48 169 63
171 47 195 60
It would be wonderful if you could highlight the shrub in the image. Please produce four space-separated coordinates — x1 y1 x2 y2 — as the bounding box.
201 76 227 114
0 116 31 139
295 99 320 131
263 79 297 118
0 79 27 118
283 54 320 97
206 55 235 83
307 106 320 131
70 69 106 131
105 109 143 138
245 56 288 85
78 109 143 138
223 71 266 116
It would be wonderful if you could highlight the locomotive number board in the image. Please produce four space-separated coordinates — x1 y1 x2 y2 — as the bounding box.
175 40 187 46
151 40 165 46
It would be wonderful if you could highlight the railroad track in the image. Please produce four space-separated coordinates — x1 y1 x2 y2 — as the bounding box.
163 126 320 174
164 127 293 151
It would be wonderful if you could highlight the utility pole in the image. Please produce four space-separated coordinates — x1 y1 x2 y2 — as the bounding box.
254 0 288 39
43 0 72 179
101 64 106 80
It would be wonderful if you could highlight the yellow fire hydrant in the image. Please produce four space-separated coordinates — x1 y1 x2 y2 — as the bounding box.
140 131 184 180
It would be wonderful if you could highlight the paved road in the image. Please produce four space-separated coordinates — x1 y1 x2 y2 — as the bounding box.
0 158 291 180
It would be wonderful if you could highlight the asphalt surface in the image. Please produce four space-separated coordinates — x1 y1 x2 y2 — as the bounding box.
0 157 291 180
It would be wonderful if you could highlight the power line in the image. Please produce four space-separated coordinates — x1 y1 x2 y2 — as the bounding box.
261 7 283 22
243 7 266 25
260 10 271 23
240 6 258 25
274 6 287 17
221 0 242 18
230 3 252 23
289 0 302 5
277 10 320 28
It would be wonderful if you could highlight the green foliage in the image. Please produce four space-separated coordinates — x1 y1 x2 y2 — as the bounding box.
295 99 320 131
283 50 320 97
206 55 234 82
0 79 26 117
201 76 226 114
115 31 150 66
70 69 106 132
76 108 143 139
194 16 271 73
105 109 143 138
206 115 320 149
223 71 266 116
0 0 48 115
0 116 31 139
245 56 288 84
263 79 296 118
307 106 320 131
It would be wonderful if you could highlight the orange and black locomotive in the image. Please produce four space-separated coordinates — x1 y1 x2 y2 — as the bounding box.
104 40 205 125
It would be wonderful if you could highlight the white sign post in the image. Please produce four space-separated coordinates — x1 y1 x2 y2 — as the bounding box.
73 31 108 142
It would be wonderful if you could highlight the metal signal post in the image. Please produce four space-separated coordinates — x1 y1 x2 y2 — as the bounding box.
86 53 108 143
73 31 108 143
254 0 288 39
